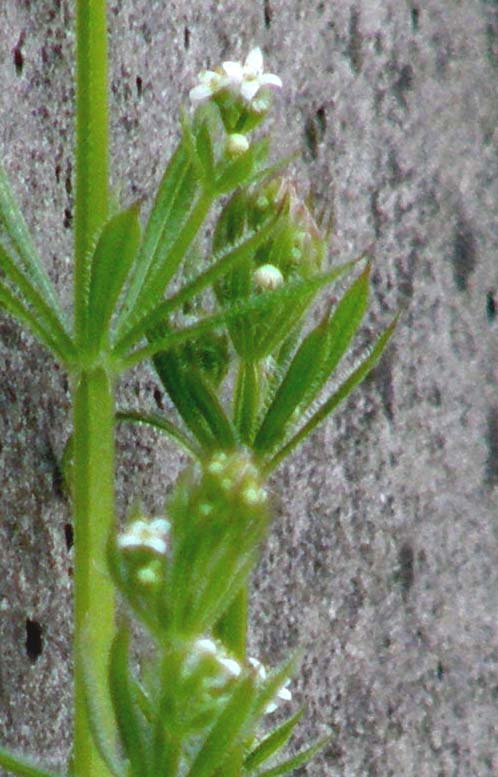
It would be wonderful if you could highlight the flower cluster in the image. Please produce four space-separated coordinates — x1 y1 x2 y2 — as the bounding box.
187 637 292 714
118 516 171 556
189 47 282 106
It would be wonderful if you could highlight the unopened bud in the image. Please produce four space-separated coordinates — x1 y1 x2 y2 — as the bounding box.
253 263 284 290
225 133 250 157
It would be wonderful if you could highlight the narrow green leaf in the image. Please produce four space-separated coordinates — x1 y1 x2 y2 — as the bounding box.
234 360 259 444
186 675 257 777
120 262 356 370
113 209 280 359
0 281 72 362
214 587 248 661
0 243 74 359
115 141 198 334
195 119 215 181
251 287 316 361
191 546 260 634
108 627 151 777
152 346 227 450
311 264 371 402
255 736 330 776
251 652 301 725
266 316 398 472
116 410 201 459
124 189 213 340
0 746 59 777
181 110 208 183
80 641 126 777
254 315 330 454
243 709 304 773
85 203 141 352
215 148 255 193
0 160 63 319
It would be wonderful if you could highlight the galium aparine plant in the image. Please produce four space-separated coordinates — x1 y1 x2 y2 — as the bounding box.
0 7 396 776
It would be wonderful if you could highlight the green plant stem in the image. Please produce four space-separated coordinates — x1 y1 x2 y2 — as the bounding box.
73 367 116 777
217 361 261 662
75 0 109 342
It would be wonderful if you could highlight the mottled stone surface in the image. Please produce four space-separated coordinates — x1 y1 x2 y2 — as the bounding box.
0 1 497 775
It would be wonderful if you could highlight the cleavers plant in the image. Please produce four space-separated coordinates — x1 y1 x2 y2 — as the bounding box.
0 4 395 777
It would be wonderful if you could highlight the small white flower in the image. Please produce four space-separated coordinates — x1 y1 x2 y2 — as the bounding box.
248 657 292 714
190 637 242 686
189 47 282 105
189 70 227 102
222 47 282 102
117 517 171 556
253 263 284 290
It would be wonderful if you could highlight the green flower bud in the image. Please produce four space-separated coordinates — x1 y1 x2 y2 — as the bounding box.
225 132 250 157
165 451 269 635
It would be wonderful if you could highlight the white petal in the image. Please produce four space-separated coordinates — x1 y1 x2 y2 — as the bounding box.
189 83 214 102
219 657 242 677
277 686 292 702
245 47 263 75
199 69 220 84
265 701 278 714
194 638 218 655
240 79 261 102
149 518 171 535
260 73 282 89
222 60 244 83
248 656 267 680
146 537 168 554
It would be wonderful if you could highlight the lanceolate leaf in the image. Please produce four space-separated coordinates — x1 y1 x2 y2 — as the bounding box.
309 263 371 404
251 652 301 726
0 280 74 363
0 160 63 320
115 141 197 332
254 736 330 776
214 145 256 193
125 189 214 341
80 642 126 777
254 265 371 454
0 746 60 777
243 709 305 773
254 314 330 454
153 347 237 451
266 316 398 472
85 204 141 353
186 675 257 777
108 628 151 777
0 243 74 359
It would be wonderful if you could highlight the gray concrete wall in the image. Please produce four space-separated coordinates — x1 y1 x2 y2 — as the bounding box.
0 1 497 774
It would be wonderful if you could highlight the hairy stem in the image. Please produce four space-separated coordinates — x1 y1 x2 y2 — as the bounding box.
75 0 109 342
72 367 116 777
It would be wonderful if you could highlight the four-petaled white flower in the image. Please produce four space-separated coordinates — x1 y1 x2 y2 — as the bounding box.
189 639 292 714
118 517 171 556
190 47 282 104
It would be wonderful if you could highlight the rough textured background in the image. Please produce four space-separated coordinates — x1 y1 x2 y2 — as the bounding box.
0 1 497 775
